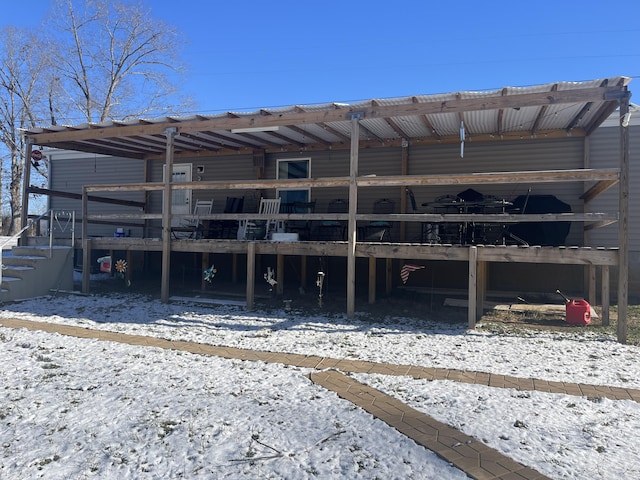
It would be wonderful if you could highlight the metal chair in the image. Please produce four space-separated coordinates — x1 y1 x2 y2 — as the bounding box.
316 199 348 240
208 196 244 238
361 198 394 241
286 201 316 240
172 199 213 239
407 188 438 243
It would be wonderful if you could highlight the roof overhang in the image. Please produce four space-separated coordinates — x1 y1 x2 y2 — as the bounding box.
24 76 632 160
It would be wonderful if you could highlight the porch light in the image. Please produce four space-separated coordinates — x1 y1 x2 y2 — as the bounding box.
231 126 280 133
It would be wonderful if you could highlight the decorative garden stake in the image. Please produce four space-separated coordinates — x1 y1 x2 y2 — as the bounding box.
204 264 217 283
283 299 292 312
316 271 325 307
264 267 277 292
115 259 131 287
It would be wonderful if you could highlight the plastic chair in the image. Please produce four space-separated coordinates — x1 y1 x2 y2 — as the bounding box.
238 198 282 240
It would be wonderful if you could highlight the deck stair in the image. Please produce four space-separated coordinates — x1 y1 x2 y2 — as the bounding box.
1 245 74 302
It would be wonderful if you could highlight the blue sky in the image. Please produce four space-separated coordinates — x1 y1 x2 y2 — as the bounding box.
2 0 639 115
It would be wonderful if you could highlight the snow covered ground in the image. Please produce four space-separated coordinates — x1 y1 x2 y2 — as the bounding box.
1 288 639 479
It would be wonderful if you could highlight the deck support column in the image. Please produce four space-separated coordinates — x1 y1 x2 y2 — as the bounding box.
346 114 362 318
477 260 487 321
246 242 255 310
19 138 33 245
468 246 478 328
618 96 630 343
602 265 610 326
277 254 284 295
160 127 177 303
368 257 376 304
82 238 92 293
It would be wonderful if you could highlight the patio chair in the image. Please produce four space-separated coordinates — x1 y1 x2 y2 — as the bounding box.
172 199 213 239
238 197 282 240
407 188 438 243
286 201 316 240
208 196 244 238
316 199 348 240
361 198 394 241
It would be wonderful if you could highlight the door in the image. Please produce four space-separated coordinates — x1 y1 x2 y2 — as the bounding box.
163 164 192 222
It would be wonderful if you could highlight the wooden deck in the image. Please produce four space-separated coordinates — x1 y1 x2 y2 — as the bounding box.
79 237 618 328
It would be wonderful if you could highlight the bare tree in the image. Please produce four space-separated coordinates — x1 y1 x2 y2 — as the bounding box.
0 0 192 233
0 27 49 233
48 0 190 123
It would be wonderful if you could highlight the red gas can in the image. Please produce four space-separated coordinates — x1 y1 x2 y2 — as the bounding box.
565 299 591 325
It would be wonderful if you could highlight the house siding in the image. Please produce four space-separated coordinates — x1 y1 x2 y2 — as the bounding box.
48 151 145 238
589 122 640 299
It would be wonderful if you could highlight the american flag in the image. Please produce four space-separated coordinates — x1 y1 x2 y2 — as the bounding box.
400 264 425 284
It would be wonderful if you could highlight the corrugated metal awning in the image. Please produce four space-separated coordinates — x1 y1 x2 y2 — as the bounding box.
24 76 631 160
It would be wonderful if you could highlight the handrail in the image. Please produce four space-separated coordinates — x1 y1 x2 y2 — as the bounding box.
1 210 75 288
1 209 52 250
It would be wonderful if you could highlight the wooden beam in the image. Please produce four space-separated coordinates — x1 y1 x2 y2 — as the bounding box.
347 116 360 318
20 138 33 243
368 256 376 304
468 246 478 328
27 86 623 144
617 97 630 343
277 254 284 295
602 265 610 326
580 179 619 202
81 168 620 196
246 242 255 310
161 128 176 303
413 97 442 138
27 186 146 208
82 238 91 294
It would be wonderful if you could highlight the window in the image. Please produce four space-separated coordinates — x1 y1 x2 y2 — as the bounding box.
277 158 310 206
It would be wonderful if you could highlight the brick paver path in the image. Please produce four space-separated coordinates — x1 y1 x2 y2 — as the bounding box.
3 317 639 479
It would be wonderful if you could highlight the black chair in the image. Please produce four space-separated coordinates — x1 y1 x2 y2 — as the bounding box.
286 201 316 240
316 199 348 240
429 195 463 244
407 188 438 243
361 198 394 241
208 196 244 238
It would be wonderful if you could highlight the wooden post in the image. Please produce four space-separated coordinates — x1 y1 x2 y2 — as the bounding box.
468 246 478 328
19 138 33 245
126 250 133 285
477 260 487 321
617 96 630 343
201 252 209 290
300 256 307 290
232 253 238 282
346 114 361 318
368 257 376 304
588 264 597 306
400 140 408 242
602 265 610 326
246 242 255 310
82 238 92 293
160 127 177 303
277 254 284 295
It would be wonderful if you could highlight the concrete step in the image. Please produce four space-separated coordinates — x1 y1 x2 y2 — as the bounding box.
1 246 74 302
1 265 35 280
2 256 46 268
